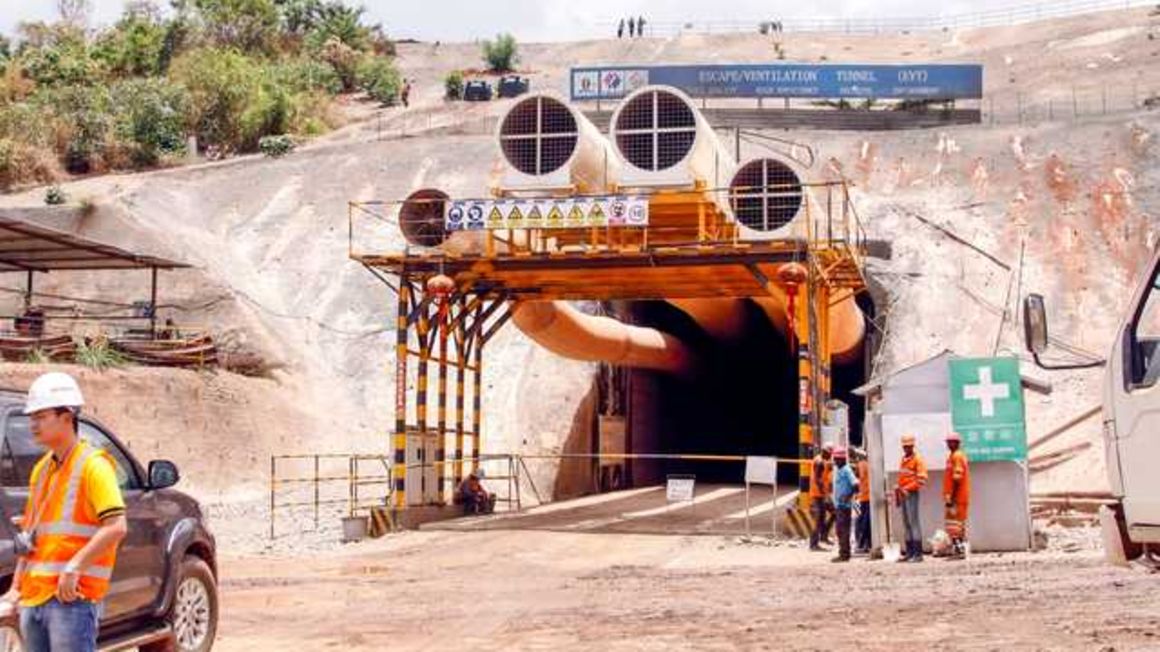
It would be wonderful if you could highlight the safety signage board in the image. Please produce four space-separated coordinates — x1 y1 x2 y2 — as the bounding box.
666 475 696 502
948 357 1027 462
444 196 649 231
571 63 983 100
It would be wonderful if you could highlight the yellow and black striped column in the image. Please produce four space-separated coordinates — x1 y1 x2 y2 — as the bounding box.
471 301 484 474
416 300 431 504
454 296 467 488
436 301 449 504
393 281 410 508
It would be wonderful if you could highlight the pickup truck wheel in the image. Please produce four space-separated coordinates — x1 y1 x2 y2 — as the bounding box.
143 557 218 652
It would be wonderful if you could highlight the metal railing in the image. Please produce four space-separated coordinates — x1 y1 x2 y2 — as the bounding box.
597 0 1156 37
268 452 538 538
268 453 393 538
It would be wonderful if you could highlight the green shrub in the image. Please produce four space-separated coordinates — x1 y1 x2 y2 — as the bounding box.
76 337 127 370
258 133 294 156
273 57 342 95
444 70 464 100
318 36 360 91
169 48 262 151
92 2 168 77
303 2 369 52
357 55 400 105
19 40 105 88
36 85 115 173
190 0 280 54
45 185 67 204
111 78 188 165
481 33 518 72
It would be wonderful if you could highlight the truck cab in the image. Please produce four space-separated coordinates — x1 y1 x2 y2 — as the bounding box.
1103 246 1160 547
1025 245 1160 562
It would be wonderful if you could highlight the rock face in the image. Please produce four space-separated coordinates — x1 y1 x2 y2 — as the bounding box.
0 8 1156 503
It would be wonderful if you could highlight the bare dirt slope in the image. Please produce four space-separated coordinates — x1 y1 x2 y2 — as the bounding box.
0 8 1156 509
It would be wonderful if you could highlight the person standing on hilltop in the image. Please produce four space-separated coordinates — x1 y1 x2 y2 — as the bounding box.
617 18 625 39
628 17 636 38
401 78 412 108
637 15 647 37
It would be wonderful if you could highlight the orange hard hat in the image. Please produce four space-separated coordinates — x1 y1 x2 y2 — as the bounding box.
946 431 962 442
901 434 916 446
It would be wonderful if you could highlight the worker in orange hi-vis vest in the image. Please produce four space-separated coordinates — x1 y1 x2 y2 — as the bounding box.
853 448 872 554
894 434 928 562
0 373 127 652
943 431 971 560
808 443 835 551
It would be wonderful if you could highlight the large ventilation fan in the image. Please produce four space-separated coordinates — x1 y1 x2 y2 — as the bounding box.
730 158 804 234
609 85 735 199
612 90 697 171
495 93 619 193
499 95 579 176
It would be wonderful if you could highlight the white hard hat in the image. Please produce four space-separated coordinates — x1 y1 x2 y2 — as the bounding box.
24 372 84 415
473 467 486 479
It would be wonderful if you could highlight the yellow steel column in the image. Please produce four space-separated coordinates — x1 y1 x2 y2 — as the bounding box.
471 301 484 474
416 298 431 505
436 304 449 504
393 281 410 509
454 295 467 489
796 283 813 512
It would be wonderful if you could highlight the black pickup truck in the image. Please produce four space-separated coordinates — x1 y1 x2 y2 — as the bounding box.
0 389 218 652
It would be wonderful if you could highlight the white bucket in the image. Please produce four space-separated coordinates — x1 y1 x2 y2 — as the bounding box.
341 515 369 543
883 542 902 562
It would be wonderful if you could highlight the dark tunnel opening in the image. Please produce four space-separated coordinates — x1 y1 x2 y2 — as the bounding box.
619 297 871 487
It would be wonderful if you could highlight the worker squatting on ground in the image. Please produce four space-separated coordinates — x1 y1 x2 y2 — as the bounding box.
895 434 928 562
830 447 860 563
808 443 834 551
944 432 971 559
455 468 497 516
854 447 871 554
0 373 127 652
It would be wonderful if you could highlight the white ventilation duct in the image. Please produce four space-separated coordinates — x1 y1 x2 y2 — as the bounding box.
728 157 808 240
610 85 736 198
496 93 620 193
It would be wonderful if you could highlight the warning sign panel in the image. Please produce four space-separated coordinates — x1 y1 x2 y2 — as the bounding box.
445 196 650 231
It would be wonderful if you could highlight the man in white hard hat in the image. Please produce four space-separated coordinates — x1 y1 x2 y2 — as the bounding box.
0 372 127 652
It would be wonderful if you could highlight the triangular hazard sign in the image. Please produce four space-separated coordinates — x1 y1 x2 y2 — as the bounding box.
508 205 523 222
568 205 585 222
527 205 543 224
547 205 564 222
488 206 504 223
588 202 605 222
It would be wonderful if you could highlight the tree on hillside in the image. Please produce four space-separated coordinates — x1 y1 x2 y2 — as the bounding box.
482 33 518 73
93 1 168 77
57 0 92 28
190 0 280 53
305 2 369 51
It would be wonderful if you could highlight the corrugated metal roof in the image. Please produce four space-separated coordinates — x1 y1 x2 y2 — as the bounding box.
0 215 188 272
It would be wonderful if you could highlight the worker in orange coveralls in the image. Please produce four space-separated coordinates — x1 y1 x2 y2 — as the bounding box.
943 431 971 560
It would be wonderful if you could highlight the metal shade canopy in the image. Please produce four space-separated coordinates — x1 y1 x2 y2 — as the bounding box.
0 215 188 272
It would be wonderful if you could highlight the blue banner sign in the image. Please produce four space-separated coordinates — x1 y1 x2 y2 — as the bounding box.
570 64 983 100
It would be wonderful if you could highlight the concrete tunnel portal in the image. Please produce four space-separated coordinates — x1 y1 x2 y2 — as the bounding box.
618 297 874 488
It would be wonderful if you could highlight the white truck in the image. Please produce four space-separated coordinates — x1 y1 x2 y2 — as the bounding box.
1024 246 1160 566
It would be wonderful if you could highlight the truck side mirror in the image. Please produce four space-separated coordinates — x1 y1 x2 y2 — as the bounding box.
1023 293 1049 355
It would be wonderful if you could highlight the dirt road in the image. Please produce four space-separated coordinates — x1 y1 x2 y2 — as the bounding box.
214 528 1160 651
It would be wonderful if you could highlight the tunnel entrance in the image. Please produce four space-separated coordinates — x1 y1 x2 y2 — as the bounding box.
618 298 872 487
